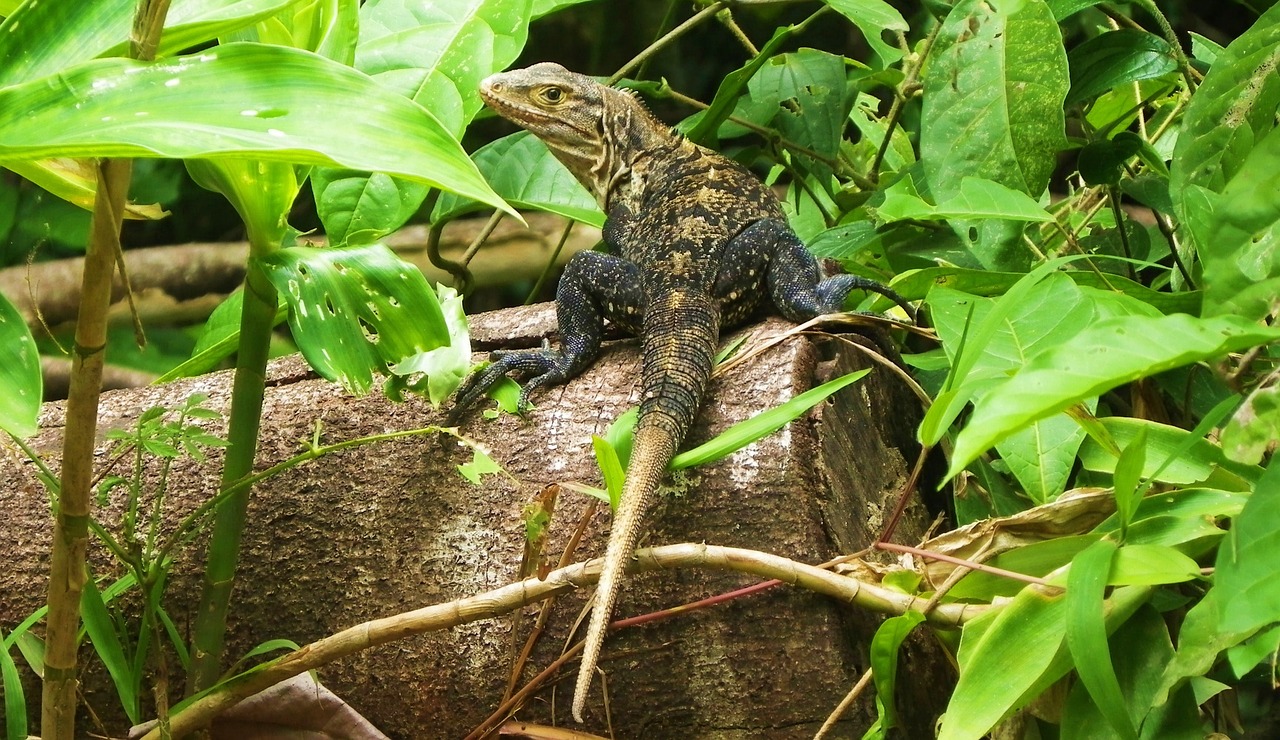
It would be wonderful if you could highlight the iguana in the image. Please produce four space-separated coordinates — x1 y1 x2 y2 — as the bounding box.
450 62 912 723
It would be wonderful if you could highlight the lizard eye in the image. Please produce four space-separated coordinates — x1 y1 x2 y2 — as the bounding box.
540 86 566 104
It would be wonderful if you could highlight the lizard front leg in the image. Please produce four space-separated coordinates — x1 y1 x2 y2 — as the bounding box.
450 250 643 418
720 218 914 322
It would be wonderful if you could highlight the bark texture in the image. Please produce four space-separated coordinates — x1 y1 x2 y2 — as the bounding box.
0 307 948 739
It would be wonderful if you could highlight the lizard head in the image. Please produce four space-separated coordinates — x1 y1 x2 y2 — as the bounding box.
480 62 669 208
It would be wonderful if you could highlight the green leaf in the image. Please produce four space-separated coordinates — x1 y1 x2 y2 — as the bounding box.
81 576 140 724
1226 624 1280 678
0 291 40 438
1077 134 1144 187
869 611 925 731
1221 384 1280 465
681 26 797 144
433 132 603 226
155 289 289 383
1067 29 1177 105
948 314 1280 477
0 43 511 216
1066 539 1136 740
671 369 870 470
1171 1 1280 285
313 0 531 243
1215 460 1280 635
1079 418 1261 489
877 176 1053 224
0 0 297 88
1107 544 1201 586
457 447 503 484
920 0 1069 270
821 0 908 68
748 49 852 184
1112 427 1147 535
941 588 1067 740
1094 488 1244 551
890 265 1200 315
1 627 26 740
259 244 450 395
388 285 472 406
1045 0 1104 21
591 435 625 511
1200 125 1280 320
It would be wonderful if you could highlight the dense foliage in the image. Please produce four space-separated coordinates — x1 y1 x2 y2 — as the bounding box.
1 0 1278 737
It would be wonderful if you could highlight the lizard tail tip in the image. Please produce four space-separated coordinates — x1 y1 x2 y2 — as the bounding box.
571 673 591 723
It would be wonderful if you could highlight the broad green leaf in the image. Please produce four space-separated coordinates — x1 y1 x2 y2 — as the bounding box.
388 285 471 406
806 220 880 261
0 0 296 88
1062 606 1196 740
949 314 1280 477
681 26 797 144
0 43 511 216
1171 1 1280 275
943 583 1150 740
822 0 908 68
531 0 594 19
1153 587 1251 706
1215 460 1280 635
1188 32 1226 66
671 369 870 470
313 0 531 244
605 407 638 470
5 159 166 220
849 91 915 173
1200 125 1280 320
746 49 851 184
1067 29 1177 105
81 576 140 724
1066 539 1136 740
996 407 1093 505
1079 418 1261 489
877 176 1053 224
1077 134 1144 187
1107 544 1202 586
1221 384 1280 465
258 244 449 395
1 627 25 740
155 289 289 383
942 588 1067 740
432 131 602 226
1045 0 1103 20
891 265 1200 314
920 0 1068 270
0 290 40 438
869 610 925 731
1094 488 1244 551
1226 624 1280 678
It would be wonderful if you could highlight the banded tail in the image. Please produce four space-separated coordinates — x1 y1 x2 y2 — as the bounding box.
572 286 719 722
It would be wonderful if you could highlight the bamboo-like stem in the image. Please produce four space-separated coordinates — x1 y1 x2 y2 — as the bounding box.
42 2 172 734
185 259 279 695
41 155 134 740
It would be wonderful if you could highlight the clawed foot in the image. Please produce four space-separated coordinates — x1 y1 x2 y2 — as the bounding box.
818 274 917 323
446 342 573 424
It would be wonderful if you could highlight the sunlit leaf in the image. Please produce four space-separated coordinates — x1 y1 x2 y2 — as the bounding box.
920 0 1068 270
0 290 40 438
0 44 511 216
259 244 450 395
878 176 1053 224
1066 539 1135 739
949 314 1280 477
1215 461 1280 635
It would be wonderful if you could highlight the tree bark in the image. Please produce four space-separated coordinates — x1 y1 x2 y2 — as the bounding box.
0 307 949 739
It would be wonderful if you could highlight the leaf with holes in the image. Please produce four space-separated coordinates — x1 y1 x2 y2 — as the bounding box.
259 244 449 395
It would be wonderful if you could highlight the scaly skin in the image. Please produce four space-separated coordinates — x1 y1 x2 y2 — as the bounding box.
450 63 912 722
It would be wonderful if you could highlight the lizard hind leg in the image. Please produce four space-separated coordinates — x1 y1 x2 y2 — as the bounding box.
448 250 644 421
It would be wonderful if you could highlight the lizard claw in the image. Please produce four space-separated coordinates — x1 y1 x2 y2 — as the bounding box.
446 343 572 423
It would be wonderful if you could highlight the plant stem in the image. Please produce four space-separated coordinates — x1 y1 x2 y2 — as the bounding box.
185 260 278 695
41 155 134 740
